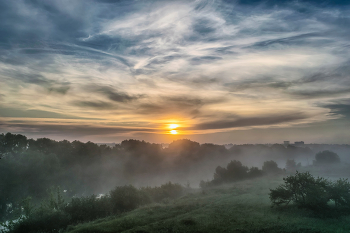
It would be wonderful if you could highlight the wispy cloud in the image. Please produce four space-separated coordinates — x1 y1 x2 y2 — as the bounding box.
85 84 142 103
72 100 115 110
318 98 350 118
192 112 309 130
0 0 350 142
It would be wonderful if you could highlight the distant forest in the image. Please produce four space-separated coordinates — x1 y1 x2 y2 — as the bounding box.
1 132 349 221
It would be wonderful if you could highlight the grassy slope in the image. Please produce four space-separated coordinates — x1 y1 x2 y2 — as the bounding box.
65 176 350 233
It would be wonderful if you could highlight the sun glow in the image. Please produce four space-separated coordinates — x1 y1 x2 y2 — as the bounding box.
166 123 180 134
169 124 179 129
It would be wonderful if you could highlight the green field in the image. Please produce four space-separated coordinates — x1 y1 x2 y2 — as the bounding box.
65 176 350 233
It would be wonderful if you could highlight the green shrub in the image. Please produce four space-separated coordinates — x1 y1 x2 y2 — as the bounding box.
262 160 283 174
270 171 350 215
328 178 350 210
212 160 249 184
248 166 264 178
110 185 151 213
285 159 297 173
4 183 184 232
140 182 183 202
313 150 340 166
9 211 70 233
200 160 264 187
64 195 112 223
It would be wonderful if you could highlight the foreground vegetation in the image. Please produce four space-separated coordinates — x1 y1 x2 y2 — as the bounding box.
1 183 184 233
270 172 350 217
4 165 350 232
65 176 350 233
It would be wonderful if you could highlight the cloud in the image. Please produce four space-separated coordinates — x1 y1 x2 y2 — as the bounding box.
319 99 350 118
234 0 350 6
1 69 70 94
192 113 309 130
0 121 156 137
136 95 226 116
84 84 142 103
245 32 324 50
73 100 115 110
222 64 350 100
190 56 223 65
0 106 91 119
289 88 350 99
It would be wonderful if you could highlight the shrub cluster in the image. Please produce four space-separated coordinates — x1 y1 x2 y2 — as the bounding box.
110 185 151 213
140 182 184 203
313 150 340 166
65 195 112 223
269 171 350 215
5 183 184 233
200 160 267 188
262 160 284 174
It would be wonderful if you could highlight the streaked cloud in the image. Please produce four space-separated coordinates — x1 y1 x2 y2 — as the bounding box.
192 113 309 130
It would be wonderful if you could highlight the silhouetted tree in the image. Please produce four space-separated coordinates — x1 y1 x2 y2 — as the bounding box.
247 167 264 178
262 160 283 174
285 159 297 172
313 150 340 166
226 160 249 181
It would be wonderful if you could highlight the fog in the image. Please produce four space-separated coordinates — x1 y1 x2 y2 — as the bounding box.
1 133 350 198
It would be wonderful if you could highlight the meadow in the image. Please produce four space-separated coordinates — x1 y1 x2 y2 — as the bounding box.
65 175 350 233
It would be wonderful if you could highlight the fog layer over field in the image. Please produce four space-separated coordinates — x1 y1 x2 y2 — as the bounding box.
1 133 350 196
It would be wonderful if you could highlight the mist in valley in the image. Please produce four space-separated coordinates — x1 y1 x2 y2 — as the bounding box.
2 132 350 204
2 132 350 232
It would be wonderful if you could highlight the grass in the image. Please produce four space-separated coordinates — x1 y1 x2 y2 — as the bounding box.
65 176 350 233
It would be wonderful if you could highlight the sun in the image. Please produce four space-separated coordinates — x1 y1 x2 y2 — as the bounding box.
167 123 180 134
169 124 179 129
170 130 178 134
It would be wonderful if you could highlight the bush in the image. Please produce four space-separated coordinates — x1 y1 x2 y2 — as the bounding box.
9 211 70 233
262 160 283 174
213 160 249 184
226 160 249 181
200 160 264 187
285 159 297 173
110 185 151 213
3 182 185 233
64 195 112 223
248 167 264 178
313 150 340 166
328 178 350 209
141 182 183 203
269 171 350 215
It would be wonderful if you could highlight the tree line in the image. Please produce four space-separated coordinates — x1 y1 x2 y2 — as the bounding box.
0 132 341 222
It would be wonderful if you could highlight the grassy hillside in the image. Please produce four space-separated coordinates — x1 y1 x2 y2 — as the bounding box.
65 176 350 233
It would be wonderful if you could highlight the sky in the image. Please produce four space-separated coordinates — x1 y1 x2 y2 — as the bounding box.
0 0 350 144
